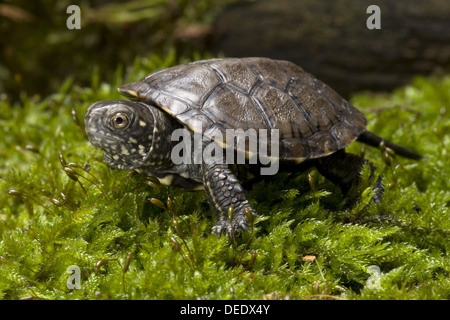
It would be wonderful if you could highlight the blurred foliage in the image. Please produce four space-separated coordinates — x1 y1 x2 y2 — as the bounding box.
0 53 449 298
0 0 234 101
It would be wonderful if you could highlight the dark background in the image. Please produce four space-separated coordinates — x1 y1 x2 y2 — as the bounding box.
1 0 449 102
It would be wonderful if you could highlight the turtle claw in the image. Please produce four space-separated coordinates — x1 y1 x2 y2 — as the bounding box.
212 220 233 237
212 207 255 238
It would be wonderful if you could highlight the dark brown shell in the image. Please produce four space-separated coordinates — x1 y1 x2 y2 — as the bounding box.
119 57 367 162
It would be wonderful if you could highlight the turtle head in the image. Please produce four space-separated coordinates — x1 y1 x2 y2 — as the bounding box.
85 100 175 170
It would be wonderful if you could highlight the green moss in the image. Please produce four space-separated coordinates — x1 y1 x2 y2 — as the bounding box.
0 57 449 299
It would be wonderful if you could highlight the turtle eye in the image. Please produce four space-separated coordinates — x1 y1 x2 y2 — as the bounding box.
111 112 129 129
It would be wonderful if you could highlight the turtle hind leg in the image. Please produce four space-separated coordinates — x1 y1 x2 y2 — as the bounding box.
315 149 383 203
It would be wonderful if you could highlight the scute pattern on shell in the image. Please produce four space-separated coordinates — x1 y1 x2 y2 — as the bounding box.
120 57 367 161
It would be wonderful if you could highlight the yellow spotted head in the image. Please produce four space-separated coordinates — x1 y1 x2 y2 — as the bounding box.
85 100 161 169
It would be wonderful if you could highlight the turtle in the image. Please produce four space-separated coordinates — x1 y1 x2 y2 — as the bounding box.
84 57 421 236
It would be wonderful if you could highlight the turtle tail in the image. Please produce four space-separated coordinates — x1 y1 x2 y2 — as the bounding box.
357 131 422 160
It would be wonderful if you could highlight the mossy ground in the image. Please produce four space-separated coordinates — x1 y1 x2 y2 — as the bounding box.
0 55 449 300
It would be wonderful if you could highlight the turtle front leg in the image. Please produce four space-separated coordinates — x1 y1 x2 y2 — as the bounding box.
202 161 256 236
